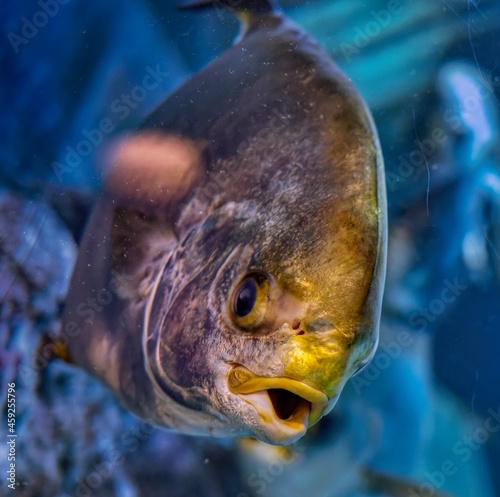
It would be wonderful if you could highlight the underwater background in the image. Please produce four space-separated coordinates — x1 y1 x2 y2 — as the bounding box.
1 0 499 496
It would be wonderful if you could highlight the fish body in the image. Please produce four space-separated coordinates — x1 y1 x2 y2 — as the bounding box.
60 0 387 445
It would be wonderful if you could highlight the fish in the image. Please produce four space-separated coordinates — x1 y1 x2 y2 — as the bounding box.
57 0 387 445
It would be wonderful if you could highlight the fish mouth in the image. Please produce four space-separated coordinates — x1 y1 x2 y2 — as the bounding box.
227 365 329 444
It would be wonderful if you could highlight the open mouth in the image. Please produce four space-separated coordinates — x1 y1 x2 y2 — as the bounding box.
268 388 306 420
227 365 329 444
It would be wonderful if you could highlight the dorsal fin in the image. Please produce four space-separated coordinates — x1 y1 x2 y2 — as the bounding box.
179 0 280 21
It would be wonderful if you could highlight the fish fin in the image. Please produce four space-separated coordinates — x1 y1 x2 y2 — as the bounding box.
361 466 457 497
179 0 280 20
103 132 206 299
237 438 299 466
104 132 206 225
37 334 74 364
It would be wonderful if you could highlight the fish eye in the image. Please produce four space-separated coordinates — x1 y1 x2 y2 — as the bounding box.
230 273 269 330
235 278 257 317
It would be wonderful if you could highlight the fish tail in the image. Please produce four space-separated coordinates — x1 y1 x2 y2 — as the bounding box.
179 0 280 19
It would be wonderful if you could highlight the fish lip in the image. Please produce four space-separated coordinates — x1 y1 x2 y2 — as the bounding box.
227 364 329 444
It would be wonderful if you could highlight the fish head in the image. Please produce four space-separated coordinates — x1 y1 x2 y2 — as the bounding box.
145 121 386 445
